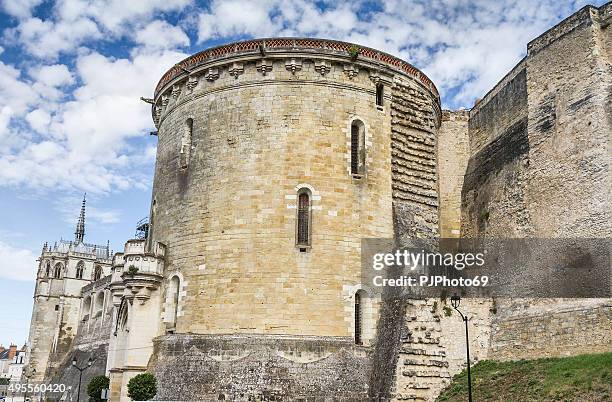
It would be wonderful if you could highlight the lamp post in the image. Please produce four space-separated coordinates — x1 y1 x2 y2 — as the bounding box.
451 294 473 402
71 357 93 402
22 367 35 402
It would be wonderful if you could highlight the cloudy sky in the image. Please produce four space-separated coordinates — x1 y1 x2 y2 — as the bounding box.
0 0 604 346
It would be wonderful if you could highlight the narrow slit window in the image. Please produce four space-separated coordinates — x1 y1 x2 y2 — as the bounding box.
180 118 194 169
296 191 311 246
45 262 51 277
166 275 181 333
376 84 384 107
355 291 363 345
350 120 366 176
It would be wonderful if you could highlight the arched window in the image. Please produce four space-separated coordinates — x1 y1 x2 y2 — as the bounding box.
350 120 366 176
116 298 128 334
375 84 384 107
76 261 84 279
355 290 365 345
53 263 62 279
95 292 104 312
82 296 91 319
93 266 102 281
296 189 311 247
180 118 193 169
45 262 51 277
167 276 181 330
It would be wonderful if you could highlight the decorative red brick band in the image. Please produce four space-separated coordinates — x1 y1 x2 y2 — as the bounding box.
155 38 439 101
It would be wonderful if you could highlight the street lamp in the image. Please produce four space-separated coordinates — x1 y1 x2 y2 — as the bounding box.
451 294 473 402
71 357 93 402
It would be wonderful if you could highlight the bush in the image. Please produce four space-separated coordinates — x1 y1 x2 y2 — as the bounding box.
127 373 157 401
86 375 109 402
348 45 360 59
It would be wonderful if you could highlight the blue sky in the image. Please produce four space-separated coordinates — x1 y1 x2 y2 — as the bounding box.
0 0 605 346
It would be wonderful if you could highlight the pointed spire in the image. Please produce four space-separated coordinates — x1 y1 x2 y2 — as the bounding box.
75 193 86 243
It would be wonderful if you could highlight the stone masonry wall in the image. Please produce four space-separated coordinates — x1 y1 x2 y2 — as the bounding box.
461 63 530 238
490 299 612 361
391 80 441 243
437 110 469 238
150 334 370 401
147 41 440 399
523 3 611 238
458 1 612 373
394 299 492 401
151 56 398 338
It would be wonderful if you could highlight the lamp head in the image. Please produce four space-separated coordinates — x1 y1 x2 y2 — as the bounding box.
72 358 77 366
450 294 461 309
87 357 93 367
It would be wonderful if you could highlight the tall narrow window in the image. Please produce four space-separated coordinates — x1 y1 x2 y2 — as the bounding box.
54 263 62 279
95 292 104 313
376 84 384 107
355 291 363 345
350 120 366 176
93 266 102 281
76 261 84 279
168 276 180 330
296 190 311 247
180 118 193 169
45 262 51 277
82 296 91 320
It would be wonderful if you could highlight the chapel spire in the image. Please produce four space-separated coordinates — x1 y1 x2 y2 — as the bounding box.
75 194 86 243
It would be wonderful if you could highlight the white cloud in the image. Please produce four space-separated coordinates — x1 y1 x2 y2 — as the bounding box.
25 109 51 133
134 20 190 50
0 0 43 18
88 207 121 224
57 0 192 34
30 64 75 87
6 0 192 60
0 48 186 193
198 0 282 40
9 17 102 60
0 241 37 281
0 61 40 116
53 195 121 227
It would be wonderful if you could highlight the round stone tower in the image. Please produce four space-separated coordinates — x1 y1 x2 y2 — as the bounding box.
145 38 440 400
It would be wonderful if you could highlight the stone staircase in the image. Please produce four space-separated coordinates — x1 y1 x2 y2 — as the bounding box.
394 299 451 401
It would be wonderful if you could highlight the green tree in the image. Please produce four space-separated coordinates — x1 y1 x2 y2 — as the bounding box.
86 375 109 402
127 373 157 401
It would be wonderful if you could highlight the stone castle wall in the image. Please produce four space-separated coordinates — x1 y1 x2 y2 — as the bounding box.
24 4 612 401
461 62 530 237
390 79 441 242
457 1 612 370
151 55 395 337
146 39 440 399
490 299 611 361
523 3 611 238
437 110 469 238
